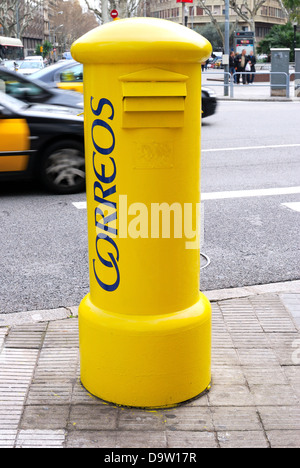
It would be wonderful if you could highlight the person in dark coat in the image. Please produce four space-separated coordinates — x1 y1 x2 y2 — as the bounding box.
247 51 257 84
229 51 236 82
235 49 248 84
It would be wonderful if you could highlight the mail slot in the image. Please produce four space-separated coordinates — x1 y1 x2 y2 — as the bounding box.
121 68 187 127
71 18 212 408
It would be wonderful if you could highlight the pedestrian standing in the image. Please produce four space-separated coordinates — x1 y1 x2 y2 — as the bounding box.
236 49 248 84
247 51 256 84
229 51 236 82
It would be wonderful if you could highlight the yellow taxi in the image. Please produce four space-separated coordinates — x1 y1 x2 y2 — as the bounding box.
33 60 83 93
0 91 85 194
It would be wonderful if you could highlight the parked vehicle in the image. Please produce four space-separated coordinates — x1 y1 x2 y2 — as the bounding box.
18 60 44 75
25 55 44 62
0 91 85 194
0 36 24 61
0 59 23 71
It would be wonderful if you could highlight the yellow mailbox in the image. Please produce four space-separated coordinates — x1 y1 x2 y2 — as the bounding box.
71 18 212 408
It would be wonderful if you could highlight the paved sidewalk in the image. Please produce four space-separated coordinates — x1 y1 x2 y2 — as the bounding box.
0 281 299 448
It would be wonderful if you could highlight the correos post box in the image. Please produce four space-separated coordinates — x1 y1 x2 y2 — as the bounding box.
71 18 212 408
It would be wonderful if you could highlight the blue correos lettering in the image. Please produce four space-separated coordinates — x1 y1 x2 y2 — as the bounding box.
91 96 119 292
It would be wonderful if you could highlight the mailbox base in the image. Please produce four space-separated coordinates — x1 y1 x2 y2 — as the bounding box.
78 293 211 408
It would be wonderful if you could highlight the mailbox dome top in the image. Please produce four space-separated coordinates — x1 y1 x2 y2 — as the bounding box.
71 17 212 64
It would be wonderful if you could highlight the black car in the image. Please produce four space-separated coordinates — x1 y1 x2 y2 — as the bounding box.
0 91 85 194
0 65 84 109
202 87 218 118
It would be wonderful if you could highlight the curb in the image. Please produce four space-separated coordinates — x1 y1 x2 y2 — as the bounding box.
217 97 295 102
0 280 299 327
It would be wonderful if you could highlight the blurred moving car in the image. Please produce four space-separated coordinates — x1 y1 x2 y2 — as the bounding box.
18 60 44 75
33 60 83 92
0 67 83 109
0 91 85 194
202 87 218 119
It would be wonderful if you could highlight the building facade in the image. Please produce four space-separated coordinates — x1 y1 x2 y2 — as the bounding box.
149 0 287 43
21 0 57 55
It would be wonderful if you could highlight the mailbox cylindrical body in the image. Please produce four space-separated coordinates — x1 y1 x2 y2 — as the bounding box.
71 18 212 408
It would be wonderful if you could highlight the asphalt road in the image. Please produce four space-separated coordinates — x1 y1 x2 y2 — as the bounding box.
0 100 299 314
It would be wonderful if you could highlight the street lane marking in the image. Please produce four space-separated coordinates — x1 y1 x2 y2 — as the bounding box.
72 186 300 209
202 143 300 153
282 202 300 212
202 186 300 200
72 201 87 209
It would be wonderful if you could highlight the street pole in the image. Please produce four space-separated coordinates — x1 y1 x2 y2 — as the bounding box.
293 22 297 61
224 0 230 96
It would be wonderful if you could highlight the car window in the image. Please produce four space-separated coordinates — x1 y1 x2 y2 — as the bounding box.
0 70 48 100
19 61 43 70
58 64 83 83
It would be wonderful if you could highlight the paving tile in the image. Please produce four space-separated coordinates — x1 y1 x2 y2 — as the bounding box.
250 384 300 406
33 348 79 382
243 367 288 386
0 429 17 448
71 378 102 404
166 430 217 448
266 332 300 365
217 430 269 448
211 407 262 431
211 304 234 348
69 404 118 431
211 366 247 385
162 406 214 432
267 430 300 448
258 406 300 430
208 384 254 407
20 405 70 430
280 294 300 330
283 367 300 397
117 431 167 448
26 382 73 405
66 430 118 448
250 295 297 333
0 407 23 430
15 429 65 448
236 347 280 367
4 324 46 349
118 408 166 431
43 320 79 348
229 330 269 348
0 348 38 430
211 348 240 366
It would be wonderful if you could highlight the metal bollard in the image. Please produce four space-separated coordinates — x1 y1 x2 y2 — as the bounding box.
71 17 212 408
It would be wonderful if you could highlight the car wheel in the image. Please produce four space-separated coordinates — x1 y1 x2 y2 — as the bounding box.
40 140 85 194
